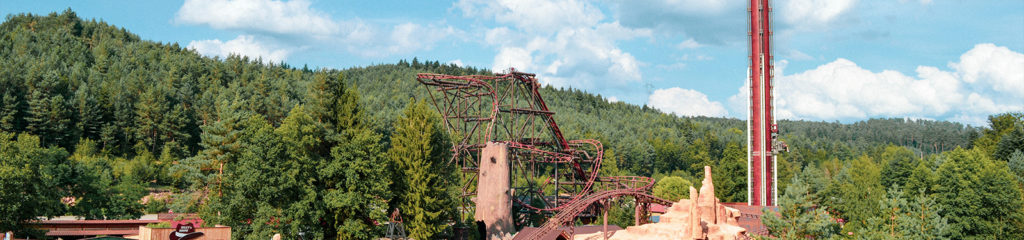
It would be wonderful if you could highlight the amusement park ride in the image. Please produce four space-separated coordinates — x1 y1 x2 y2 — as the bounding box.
747 0 784 207
416 70 671 238
413 0 782 238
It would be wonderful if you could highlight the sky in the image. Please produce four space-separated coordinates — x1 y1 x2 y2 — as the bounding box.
2 0 1022 126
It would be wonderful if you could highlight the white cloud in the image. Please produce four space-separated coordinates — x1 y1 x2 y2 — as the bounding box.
656 62 687 70
727 43 1024 126
484 27 519 46
463 0 652 92
607 96 620 103
176 0 339 37
187 35 291 63
455 0 604 33
676 38 701 49
449 59 465 67
177 0 460 58
648 87 728 117
786 49 815 61
492 47 534 73
527 23 649 88
900 0 934 5
351 23 460 57
780 0 857 30
952 43 1024 97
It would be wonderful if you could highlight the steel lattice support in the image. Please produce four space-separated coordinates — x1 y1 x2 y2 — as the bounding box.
416 69 667 236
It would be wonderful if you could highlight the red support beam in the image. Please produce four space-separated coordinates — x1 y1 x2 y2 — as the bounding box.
748 0 777 206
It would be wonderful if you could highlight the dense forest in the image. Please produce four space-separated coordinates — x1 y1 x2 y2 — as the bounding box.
1 10 1022 239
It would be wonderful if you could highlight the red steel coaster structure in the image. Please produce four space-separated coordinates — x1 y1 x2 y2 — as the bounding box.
416 69 671 238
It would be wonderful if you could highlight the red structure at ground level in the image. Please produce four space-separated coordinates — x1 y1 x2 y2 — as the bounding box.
748 0 785 207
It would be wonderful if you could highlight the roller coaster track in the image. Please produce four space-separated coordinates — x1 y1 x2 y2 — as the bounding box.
520 176 673 239
417 70 670 237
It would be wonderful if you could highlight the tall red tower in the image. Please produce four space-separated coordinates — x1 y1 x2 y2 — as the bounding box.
748 0 778 206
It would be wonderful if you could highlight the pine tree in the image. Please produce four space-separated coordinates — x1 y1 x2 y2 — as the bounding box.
387 100 456 240
716 142 746 202
880 145 917 189
858 186 948 240
761 176 840 239
1009 150 1024 186
905 160 937 195
306 70 361 140
272 105 327 239
821 155 884 232
902 189 949 240
174 99 247 192
973 113 1023 158
25 72 73 148
74 81 103 140
599 148 623 177
322 127 390 240
994 125 1024 161
0 87 22 132
134 85 180 154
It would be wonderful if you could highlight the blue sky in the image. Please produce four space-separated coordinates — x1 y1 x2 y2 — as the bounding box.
3 0 1022 126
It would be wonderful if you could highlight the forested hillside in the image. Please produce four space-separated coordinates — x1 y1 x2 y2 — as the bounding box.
2 10 1021 239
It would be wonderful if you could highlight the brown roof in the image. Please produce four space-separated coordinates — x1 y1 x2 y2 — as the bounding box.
650 203 668 213
513 227 571 240
33 219 161 237
721 202 776 236
45 229 139 236
571 225 623 235
36 219 161 224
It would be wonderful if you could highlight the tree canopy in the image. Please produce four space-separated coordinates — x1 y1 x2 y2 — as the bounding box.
0 10 1018 240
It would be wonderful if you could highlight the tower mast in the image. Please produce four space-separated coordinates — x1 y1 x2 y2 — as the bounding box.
748 0 778 206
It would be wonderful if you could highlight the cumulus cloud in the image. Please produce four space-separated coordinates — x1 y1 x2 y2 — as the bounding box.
176 0 339 37
648 87 728 117
187 35 291 63
458 0 652 94
779 0 857 30
786 49 815 61
455 0 604 33
676 38 701 49
344 22 461 57
448 59 465 67
500 22 650 89
492 47 535 73
728 43 1024 126
177 0 459 58
952 43 1024 97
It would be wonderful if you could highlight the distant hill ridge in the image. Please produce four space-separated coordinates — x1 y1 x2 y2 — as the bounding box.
0 10 977 178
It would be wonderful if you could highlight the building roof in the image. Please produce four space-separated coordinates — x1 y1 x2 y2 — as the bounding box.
34 219 162 238
46 230 139 237
721 202 777 236
650 203 668 214
513 227 571 240
36 219 161 224
571 225 623 234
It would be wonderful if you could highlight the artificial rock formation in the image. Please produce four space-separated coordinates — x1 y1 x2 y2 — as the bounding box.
476 142 515 238
608 166 746 240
